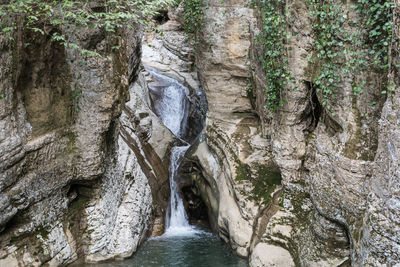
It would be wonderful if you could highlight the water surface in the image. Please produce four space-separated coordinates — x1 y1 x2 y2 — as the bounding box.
77 228 248 267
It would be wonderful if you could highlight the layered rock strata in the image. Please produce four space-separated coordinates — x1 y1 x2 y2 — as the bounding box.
183 0 400 266
0 13 175 266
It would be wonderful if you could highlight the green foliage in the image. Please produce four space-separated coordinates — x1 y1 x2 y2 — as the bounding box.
307 0 394 113
0 0 175 55
183 0 207 42
251 0 292 113
308 0 348 113
354 0 394 71
236 162 282 205
252 0 394 114
171 0 183 7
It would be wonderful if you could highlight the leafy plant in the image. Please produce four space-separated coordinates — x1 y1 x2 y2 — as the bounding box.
0 0 175 55
307 0 394 113
307 0 351 113
183 0 207 43
354 0 395 71
251 0 293 113
252 0 394 114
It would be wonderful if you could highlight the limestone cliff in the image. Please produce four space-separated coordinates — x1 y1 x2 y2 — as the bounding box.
0 0 399 266
0 11 175 266
182 0 400 266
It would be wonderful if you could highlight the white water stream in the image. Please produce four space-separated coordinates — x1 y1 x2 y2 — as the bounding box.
146 67 197 236
164 145 193 236
146 67 190 139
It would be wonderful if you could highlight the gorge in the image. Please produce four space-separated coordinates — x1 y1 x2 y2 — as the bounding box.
0 0 400 266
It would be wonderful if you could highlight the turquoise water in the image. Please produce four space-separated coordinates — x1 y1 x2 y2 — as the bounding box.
76 229 248 267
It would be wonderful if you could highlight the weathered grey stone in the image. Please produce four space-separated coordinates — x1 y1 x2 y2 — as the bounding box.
186 0 400 266
250 243 295 267
188 0 274 258
0 11 170 265
1 1 399 266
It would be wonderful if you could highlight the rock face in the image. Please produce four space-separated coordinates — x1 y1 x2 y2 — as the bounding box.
82 70 175 262
0 10 175 266
250 243 295 267
185 0 277 258
184 0 400 266
1 0 399 266
360 3 400 264
142 8 207 144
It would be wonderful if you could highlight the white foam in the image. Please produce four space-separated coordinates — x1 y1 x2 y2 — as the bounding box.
163 226 201 238
165 146 191 230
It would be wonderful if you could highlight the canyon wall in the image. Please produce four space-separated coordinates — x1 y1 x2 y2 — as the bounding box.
185 0 400 266
0 0 398 266
0 9 176 266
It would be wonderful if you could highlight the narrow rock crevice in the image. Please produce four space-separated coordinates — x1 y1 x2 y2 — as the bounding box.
303 81 322 134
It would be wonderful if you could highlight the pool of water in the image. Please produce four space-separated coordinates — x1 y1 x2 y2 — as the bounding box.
75 227 248 267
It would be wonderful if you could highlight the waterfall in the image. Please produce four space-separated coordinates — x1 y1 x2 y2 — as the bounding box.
145 67 196 236
145 67 190 139
165 145 190 230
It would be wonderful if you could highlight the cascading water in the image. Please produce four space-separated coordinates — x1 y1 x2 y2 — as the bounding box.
77 67 247 266
164 145 191 233
145 66 189 140
145 67 194 235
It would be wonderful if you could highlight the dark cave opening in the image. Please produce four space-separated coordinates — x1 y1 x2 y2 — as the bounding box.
154 10 169 25
181 184 210 229
177 157 218 231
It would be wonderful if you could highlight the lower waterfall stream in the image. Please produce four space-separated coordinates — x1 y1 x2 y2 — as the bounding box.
75 68 247 266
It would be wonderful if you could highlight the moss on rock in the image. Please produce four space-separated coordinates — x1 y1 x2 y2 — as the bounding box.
235 162 282 205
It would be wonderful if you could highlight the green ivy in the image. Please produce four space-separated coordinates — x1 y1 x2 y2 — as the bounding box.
308 0 348 113
183 0 207 43
252 0 394 114
0 0 175 56
354 0 394 95
252 0 292 113
307 0 394 113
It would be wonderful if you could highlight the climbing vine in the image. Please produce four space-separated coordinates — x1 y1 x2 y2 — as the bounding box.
307 0 395 112
182 0 207 42
308 0 349 112
251 0 292 113
354 0 395 96
252 0 394 113
0 0 175 56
